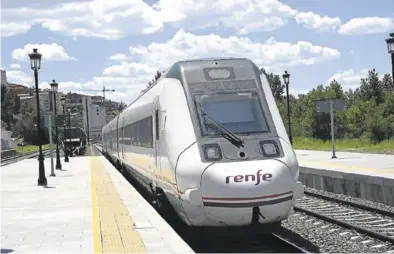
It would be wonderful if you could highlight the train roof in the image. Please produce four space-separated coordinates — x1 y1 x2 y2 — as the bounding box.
102 57 260 130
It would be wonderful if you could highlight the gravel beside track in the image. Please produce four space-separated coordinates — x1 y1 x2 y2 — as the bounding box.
281 187 394 253
282 211 394 253
305 187 394 214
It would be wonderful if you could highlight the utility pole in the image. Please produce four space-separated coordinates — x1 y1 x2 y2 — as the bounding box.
330 100 337 159
85 97 90 145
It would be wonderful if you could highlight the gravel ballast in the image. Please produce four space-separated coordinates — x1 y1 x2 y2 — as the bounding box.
282 211 394 253
304 187 394 214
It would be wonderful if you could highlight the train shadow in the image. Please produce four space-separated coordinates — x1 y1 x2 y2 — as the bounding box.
275 227 320 253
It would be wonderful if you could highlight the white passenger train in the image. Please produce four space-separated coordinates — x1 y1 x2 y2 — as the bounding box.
101 57 304 232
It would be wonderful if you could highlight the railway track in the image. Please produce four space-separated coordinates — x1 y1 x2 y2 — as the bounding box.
294 192 394 249
1 150 52 166
92 144 311 253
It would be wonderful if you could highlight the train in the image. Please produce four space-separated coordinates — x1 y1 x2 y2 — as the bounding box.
62 127 87 156
101 57 304 234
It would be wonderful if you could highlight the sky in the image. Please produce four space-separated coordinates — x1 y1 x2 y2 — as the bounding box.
1 0 394 103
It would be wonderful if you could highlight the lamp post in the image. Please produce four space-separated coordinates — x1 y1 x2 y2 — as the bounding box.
29 48 47 186
68 108 71 157
61 96 69 162
385 33 394 83
50 80 62 170
282 70 293 145
68 108 71 142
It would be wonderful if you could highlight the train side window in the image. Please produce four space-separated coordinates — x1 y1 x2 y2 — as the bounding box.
155 110 159 140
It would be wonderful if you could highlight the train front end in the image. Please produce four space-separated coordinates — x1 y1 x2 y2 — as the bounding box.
174 58 304 230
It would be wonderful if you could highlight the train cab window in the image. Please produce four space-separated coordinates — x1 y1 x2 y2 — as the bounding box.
155 110 159 140
196 92 270 136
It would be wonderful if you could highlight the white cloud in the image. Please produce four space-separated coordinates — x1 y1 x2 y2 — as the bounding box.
5 1 390 39
10 63 21 69
295 12 341 32
1 0 341 39
102 62 156 76
11 43 76 62
126 29 340 73
1 0 163 39
154 0 298 34
338 17 394 35
108 53 128 61
6 70 33 85
0 22 32 37
327 69 370 90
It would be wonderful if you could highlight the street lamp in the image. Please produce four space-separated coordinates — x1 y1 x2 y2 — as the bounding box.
385 33 394 83
61 96 69 162
68 108 72 156
28 48 47 186
50 80 62 171
282 70 293 145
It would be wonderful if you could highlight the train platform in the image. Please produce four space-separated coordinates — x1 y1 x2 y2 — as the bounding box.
1 146 193 253
294 149 394 206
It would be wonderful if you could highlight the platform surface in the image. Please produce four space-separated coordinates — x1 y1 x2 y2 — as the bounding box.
1 147 193 253
295 149 394 178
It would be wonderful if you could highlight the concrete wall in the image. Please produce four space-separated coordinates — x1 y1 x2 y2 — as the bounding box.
299 167 394 206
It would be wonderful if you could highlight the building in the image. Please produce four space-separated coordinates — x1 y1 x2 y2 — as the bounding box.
19 91 64 115
8 83 32 95
82 96 107 141
1 69 7 86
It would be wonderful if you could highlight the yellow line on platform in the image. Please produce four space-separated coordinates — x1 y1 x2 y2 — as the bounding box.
90 155 147 253
90 158 102 253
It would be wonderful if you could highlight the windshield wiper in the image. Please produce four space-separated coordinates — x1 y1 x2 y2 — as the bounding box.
199 106 244 148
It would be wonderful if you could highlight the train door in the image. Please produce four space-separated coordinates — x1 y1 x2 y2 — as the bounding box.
153 98 162 186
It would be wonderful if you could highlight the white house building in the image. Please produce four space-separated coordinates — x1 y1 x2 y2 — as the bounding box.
82 96 107 141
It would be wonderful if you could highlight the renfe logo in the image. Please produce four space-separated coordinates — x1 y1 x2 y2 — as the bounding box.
225 170 272 185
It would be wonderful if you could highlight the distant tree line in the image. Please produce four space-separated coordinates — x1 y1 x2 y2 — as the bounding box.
264 69 394 144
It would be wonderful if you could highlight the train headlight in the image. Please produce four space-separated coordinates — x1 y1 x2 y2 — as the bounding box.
203 144 222 161
259 140 279 157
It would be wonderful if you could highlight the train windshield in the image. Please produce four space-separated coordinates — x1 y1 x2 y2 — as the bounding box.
196 91 270 136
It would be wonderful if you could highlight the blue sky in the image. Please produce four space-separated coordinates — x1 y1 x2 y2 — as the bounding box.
1 0 393 103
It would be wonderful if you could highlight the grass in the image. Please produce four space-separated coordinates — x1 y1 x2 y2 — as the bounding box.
15 144 54 154
293 137 394 154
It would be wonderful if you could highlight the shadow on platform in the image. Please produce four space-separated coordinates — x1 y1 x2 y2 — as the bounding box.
1 249 14 253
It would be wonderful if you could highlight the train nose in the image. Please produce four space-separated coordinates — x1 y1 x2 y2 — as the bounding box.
200 160 300 226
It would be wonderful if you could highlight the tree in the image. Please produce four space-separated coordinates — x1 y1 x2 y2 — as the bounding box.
261 68 285 101
359 69 384 104
1 86 21 130
381 74 394 93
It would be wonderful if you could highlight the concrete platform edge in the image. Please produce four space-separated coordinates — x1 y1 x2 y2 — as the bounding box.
299 167 394 206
